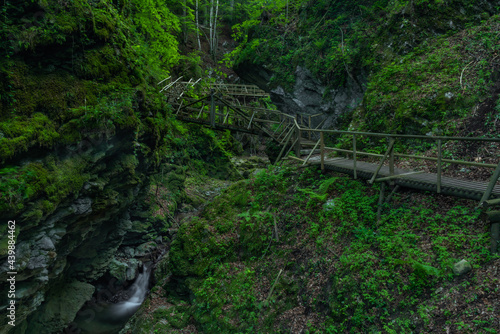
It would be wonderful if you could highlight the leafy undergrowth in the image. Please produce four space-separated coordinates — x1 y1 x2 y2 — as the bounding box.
134 164 499 333
352 14 500 137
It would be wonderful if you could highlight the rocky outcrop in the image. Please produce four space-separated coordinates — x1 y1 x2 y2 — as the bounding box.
235 63 366 129
0 133 173 334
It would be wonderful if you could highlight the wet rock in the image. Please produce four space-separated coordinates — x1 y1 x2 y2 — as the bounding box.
453 259 472 275
38 236 55 251
236 63 366 130
135 241 157 257
27 280 95 334
109 258 129 282
71 197 93 215
125 259 141 281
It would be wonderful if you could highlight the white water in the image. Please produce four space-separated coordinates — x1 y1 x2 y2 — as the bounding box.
110 264 151 317
72 264 152 334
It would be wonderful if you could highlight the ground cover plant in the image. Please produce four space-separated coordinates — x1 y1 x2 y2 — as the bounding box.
133 164 500 333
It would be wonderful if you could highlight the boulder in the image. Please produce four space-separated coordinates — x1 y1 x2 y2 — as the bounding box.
27 280 95 334
452 259 472 275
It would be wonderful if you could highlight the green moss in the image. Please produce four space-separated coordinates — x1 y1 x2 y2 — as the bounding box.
163 303 191 329
0 113 60 161
0 155 89 217
353 15 500 137
77 46 125 81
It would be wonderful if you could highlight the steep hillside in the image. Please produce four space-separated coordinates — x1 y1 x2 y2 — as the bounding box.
125 165 500 333
229 0 500 137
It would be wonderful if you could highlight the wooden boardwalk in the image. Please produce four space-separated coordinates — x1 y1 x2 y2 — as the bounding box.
307 156 500 201
161 78 500 205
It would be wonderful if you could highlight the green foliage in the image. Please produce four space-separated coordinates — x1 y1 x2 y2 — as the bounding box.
162 164 494 332
0 156 89 215
354 15 500 135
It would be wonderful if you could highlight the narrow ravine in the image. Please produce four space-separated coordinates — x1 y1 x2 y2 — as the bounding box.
62 155 269 334
70 264 152 334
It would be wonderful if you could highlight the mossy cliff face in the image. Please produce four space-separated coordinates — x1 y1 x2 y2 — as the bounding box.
0 134 146 334
231 0 500 135
0 1 241 333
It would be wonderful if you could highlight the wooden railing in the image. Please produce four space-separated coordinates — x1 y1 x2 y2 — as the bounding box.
161 77 500 205
290 125 500 205
159 77 269 99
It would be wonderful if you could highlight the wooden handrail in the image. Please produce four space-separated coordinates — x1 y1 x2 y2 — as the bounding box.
297 127 500 142
168 81 499 203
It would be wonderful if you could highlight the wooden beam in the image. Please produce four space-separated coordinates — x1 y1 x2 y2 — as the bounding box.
295 128 301 157
385 185 400 204
175 99 184 115
275 129 294 163
374 171 425 183
377 182 386 222
479 161 500 206
437 139 442 193
223 107 230 124
197 103 205 119
320 132 325 172
491 222 500 254
481 198 500 208
389 139 395 178
308 115 312 140
353 134 357 179
369 138 395 184
486 210 500 222
247 110 257 130
302 138 322 166
283 138 299 160
288 156 306 163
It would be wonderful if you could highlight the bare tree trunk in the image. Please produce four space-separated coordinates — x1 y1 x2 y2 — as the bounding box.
196 0 201 50
213 0 219 59
209 0 214 55
286 0 289 22
183 0 188 44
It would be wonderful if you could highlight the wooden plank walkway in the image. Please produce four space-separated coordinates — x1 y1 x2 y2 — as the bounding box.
165 81 500 204
307 156 500 201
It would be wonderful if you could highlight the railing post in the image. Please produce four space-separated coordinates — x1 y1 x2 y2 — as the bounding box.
308 115 312 140
437 139 442 193
353 134 357 179
247 110 256 130
479 161 500 206
369 137 395 184
320 132 325 172
389 137 395 177
295 127 301 157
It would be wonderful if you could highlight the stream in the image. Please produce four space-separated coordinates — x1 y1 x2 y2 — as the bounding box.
69 264 152 334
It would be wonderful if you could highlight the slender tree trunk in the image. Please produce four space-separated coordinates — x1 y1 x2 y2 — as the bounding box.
183 0 187 44
286 0 289 22
209 0 214 55
213 0 219 60
196 0 201 50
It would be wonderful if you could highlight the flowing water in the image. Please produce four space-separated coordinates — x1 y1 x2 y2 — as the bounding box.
70 264 151 334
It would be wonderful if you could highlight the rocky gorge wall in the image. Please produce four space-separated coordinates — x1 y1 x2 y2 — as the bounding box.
235 62 366 129
0 131 184 334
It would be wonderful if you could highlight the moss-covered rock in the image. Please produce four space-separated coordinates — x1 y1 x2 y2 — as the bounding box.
26 280 95 334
